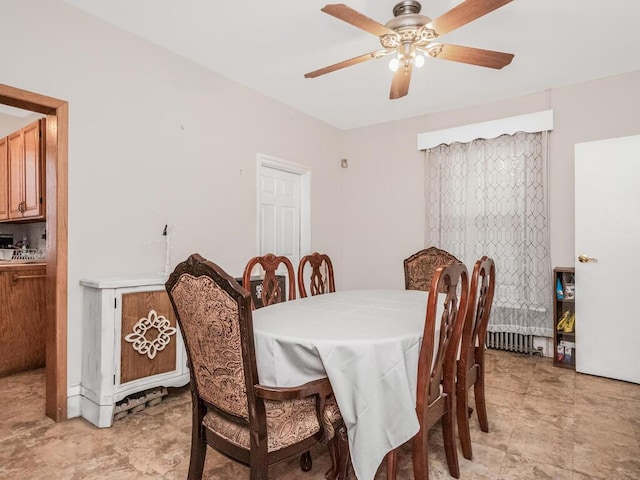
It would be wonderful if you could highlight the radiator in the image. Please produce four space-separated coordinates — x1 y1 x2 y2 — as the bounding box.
486 332 534 355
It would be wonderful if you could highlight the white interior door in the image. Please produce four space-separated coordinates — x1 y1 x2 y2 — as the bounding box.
575 134 640 384
259 165 301 268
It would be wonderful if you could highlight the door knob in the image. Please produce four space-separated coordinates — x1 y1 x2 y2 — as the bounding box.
578 254 598 263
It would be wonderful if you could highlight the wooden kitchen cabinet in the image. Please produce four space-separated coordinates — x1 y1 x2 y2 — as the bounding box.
0 137 8 221
0 264 46 377
7 119 44 221
80 274 190 427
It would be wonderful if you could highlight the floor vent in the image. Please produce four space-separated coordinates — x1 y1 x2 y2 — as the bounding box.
486 332 534 355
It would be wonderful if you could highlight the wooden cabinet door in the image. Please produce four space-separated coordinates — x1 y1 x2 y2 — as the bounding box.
0 268 47 376
5 119 44 221
0 137 8 220
7 130 24 219
21 120 42 218
120 290 178 385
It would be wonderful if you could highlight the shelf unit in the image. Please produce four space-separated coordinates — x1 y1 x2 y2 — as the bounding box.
553 267 576 369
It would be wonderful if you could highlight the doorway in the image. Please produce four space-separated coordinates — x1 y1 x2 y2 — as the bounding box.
0 84 68 421
257 154 311 268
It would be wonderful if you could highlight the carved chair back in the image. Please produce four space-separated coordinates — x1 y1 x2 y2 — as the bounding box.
456 256 496 460
166 254 254 422
418 262 469 411
243 253 296 309
417 262 468 479
404 247 460 293
460 256 496 376
297 252 336 298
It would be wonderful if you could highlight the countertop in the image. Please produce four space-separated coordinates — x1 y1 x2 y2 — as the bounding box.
0 261 46 271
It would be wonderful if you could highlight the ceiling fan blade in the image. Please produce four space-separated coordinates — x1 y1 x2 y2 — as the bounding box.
305 49 390 78
431 43 514 69
321 4 397 37
430 0 513 37
389 63 413 100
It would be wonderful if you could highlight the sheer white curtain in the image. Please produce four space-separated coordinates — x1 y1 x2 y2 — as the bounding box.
425 131 552 337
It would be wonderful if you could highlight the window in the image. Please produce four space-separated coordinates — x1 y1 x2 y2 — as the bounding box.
425 132 552 337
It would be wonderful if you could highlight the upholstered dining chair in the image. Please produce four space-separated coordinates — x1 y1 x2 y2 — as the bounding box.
404 247 461 293
298 252 336 298
386 262 469 480
166 254 343 480
243 253 296 309
456 256 496 460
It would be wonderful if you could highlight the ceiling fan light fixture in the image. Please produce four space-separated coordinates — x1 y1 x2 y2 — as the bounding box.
305 1 516 99
426 43 444 58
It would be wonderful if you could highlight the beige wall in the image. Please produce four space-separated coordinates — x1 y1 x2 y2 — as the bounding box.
1 0 343 399
341 70 640 289
0 112 43 138
341 117 426 288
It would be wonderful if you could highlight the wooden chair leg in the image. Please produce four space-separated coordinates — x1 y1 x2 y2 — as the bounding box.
442 409 460 479
386 449 398 480
474 366 489 433
336 426 351 480
249 453 269 480
411 428 429 480
300 451 312 472
325 437 339 480
187 432 206 480
188 402 206 480
456 368 473 460
326 424 351 480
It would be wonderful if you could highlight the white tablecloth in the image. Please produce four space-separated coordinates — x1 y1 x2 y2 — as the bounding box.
253 289 430 480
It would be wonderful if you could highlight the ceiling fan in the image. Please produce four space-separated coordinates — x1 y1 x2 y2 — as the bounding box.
304 0 515 99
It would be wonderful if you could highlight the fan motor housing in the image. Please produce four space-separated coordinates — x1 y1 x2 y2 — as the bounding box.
381 0 436 49
386 0 431 31
393 0 422 17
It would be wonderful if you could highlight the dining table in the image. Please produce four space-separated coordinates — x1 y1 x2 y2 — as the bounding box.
252 289 438 480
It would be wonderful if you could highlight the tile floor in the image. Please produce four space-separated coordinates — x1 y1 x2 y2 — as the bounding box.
1 350 639 479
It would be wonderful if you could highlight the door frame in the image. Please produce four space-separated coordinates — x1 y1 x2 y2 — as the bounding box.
256 154 311 259
0 83 68 421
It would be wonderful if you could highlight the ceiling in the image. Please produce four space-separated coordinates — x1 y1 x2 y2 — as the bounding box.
63 0 640 130
0 104 34 118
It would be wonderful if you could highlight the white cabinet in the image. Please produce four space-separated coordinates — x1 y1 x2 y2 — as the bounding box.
80 274 189 427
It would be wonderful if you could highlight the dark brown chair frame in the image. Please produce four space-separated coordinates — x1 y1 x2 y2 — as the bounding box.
387 262 469 480
324 413 350 480
297 252 336 298
404 246 461 292
243 253 296 309
456 256 496 460
166 254 333 480
298 252 345 478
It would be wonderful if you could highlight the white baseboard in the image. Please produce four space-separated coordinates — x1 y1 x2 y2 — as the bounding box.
79 396 114 428
533 336 554 357
67 384 82 419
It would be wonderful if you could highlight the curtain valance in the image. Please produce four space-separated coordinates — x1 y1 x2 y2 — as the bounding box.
417 110 553 151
